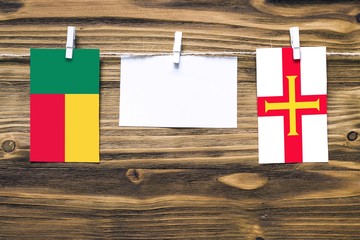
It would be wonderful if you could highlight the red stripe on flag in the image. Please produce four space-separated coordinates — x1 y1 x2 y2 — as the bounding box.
282 48 302 163
30 94 65 162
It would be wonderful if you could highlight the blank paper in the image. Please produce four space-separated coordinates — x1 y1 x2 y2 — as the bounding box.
119 55 237 128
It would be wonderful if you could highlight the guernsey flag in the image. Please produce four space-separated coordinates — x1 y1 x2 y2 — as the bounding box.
30 49 100 163
256 47 328 164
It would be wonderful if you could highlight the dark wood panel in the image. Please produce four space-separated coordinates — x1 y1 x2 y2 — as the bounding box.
0 0 359 239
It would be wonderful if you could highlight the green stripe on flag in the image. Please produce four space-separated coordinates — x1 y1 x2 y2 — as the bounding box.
30 49 99 94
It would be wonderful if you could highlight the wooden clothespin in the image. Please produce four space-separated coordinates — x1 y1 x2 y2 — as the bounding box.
66 26 76 59
290 27 300 60
173 31 182 64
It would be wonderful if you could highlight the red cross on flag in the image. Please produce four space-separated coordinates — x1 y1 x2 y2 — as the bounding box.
257 47 328 164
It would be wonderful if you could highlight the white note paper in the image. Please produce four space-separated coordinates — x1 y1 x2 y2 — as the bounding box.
119 56 237 128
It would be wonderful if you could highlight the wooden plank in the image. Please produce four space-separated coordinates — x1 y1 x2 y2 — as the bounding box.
0 0 359 239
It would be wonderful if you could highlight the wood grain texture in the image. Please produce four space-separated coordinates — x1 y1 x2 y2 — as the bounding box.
0 0 359 239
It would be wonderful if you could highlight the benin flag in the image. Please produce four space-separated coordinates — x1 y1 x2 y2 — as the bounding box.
30 49 100 162
257 47 328 164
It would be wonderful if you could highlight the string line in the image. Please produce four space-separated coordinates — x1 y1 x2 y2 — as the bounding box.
0 51 359 58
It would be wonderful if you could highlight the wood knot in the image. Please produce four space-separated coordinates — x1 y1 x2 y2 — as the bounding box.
255 237 265 240
2 140 16 153
347 131 358 141
218 173 268 190
125 169 144 184
356 13 360 23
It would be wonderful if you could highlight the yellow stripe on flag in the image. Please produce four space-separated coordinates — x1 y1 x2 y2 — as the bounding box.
65 94 99 162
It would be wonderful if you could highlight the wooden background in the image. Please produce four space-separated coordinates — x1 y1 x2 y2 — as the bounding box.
0 0 359 239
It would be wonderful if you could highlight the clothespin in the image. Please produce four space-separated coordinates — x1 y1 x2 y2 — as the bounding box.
173 31 182 64
290 27 300 60
66 26 76 59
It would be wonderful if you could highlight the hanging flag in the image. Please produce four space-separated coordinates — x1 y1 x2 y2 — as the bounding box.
256 47 328 164
30 49 100 162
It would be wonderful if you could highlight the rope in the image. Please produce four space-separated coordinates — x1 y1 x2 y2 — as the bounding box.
0 51 359 58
